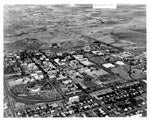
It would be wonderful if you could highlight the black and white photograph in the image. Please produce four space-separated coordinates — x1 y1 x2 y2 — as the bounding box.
3 2 147 118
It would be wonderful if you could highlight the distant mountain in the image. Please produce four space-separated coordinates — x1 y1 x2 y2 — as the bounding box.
4 38 47 50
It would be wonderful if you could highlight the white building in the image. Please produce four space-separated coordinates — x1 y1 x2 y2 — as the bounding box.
115 61 125 66
30 86 41 94
103 63 115 68
69 96 79 103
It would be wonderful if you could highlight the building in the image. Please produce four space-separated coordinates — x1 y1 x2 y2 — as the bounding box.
83 45 91 52
52 43 59 48
30 86 41 94
92 51 104 56
69 96 79 103
103 63 115 68
115 61 125 66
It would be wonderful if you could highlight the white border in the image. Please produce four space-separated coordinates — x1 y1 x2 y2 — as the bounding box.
1 0 149 120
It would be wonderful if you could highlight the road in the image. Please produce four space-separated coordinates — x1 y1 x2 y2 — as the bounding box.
4 77 16 117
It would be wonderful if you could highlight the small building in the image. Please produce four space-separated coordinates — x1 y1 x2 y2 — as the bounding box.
52 43 59 48
54 58 65 65
81 60 94 66
27 63 35 71
62 79 72 84
83 45 91 52
30 86 41 94
92 51 104 56
57 52 63 56
115 61 125 66
69 96 79 103
73 55 84 60
36 70 43 75
103 63 115 68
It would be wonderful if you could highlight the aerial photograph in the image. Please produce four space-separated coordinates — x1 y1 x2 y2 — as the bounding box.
3 4 146 117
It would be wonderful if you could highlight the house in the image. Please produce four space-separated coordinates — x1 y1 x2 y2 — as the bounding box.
73 55 84 60
80 58 94 66
92 51 104 56
54 58 65 65
115 61 125 66
83 45 91 52
69 96 79 103
30 86 41 94
103 63 115 68
52 43 59 48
